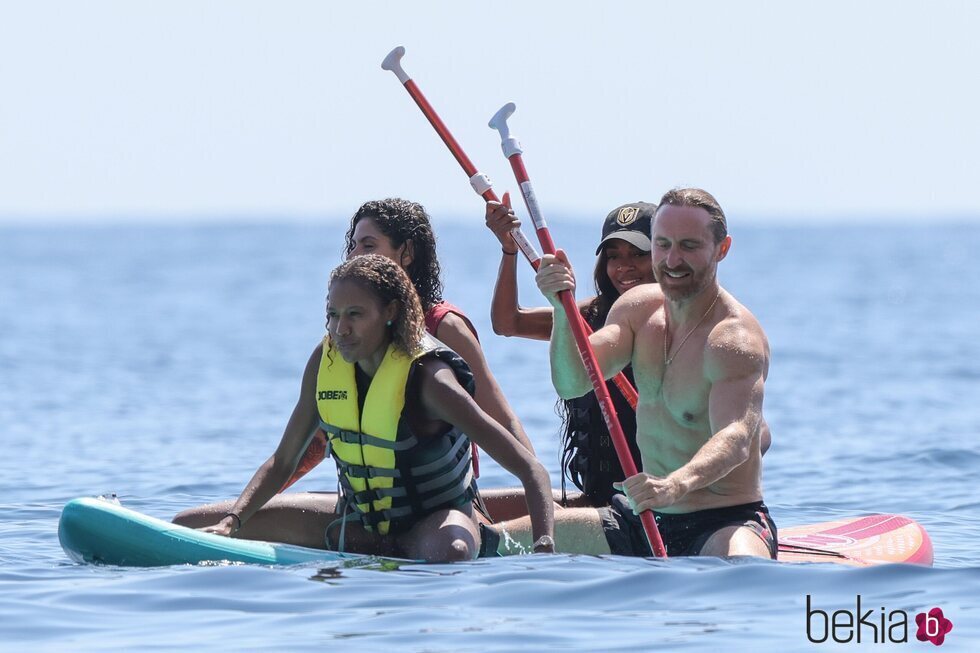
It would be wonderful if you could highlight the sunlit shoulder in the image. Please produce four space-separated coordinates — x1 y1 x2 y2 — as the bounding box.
704 302 769 381
608 282 664 320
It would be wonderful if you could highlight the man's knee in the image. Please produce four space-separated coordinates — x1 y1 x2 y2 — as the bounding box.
699 525 772 558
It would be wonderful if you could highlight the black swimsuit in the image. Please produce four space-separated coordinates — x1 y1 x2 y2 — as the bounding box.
600 494 778 558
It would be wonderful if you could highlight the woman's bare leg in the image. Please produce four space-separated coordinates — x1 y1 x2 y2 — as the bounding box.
173 492 340 549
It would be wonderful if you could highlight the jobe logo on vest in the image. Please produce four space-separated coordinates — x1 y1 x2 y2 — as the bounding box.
318 390 348 400
805 595 954 645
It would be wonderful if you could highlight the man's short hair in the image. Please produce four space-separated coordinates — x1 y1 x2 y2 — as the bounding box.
657 188 728 244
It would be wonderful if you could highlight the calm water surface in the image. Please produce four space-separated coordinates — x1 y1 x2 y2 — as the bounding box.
1 220 978 651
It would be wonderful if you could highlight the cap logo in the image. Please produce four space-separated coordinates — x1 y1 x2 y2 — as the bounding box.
617 206 639 226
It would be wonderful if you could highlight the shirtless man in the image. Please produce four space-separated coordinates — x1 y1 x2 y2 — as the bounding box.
501 188 776 559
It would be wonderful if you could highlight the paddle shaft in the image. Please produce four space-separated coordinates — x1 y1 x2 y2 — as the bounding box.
382 49 638 410
499 143 667 558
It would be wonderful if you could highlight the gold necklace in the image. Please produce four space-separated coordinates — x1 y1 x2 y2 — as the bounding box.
663 291 721 366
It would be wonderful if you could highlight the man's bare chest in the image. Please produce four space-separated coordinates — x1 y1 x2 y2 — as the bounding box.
632 328 712 429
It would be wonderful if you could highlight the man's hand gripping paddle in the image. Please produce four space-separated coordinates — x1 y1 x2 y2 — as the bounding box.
489 103 667 558
381 46 638 411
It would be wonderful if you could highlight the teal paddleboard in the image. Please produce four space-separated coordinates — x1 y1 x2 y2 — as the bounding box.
59 497 371 567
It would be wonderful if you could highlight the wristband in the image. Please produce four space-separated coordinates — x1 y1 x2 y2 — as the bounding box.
532 535 555 553
224 512 242 532
502 249 518 256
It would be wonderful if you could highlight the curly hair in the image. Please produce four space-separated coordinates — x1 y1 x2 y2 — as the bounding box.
344 198 444 312
328 254 425 358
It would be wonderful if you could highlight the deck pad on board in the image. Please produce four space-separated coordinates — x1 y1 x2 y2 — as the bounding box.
778 514 933 566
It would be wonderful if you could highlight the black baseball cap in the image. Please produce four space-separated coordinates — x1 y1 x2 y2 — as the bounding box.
595 202 657 255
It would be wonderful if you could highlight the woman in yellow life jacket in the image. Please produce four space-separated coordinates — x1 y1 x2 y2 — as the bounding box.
284 198 536 484
175 198 547 539
192 255 554 561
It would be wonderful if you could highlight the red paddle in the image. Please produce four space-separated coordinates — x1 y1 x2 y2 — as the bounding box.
380 46 639 411
382 47 541 266
489 103 667 558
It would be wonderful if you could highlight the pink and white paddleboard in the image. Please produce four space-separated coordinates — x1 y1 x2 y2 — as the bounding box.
778 514 933 566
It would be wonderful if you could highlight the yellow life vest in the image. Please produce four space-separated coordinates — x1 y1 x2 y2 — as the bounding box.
315 333 477 535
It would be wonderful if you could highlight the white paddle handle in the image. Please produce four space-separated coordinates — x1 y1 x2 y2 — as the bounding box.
488 102 522 158
381 46 410 83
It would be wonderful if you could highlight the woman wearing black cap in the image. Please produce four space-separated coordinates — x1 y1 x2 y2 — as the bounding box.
482 196 658 517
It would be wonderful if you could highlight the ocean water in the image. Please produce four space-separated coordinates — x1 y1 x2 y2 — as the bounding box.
1 219 978 651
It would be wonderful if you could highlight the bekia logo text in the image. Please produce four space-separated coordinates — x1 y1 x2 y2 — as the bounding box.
806 595 953 645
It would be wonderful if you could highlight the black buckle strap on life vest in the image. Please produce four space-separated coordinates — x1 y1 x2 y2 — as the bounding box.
320 421 419 452
408 431 469 477
357 510 385 529
336 476 400 530
350 485 408 505
342 439 475 533
336 460 402 480
414 437 472 494
419 465 475 512
395 443 425 524
336 473 359 501
356 504 415 529
394 430 471 521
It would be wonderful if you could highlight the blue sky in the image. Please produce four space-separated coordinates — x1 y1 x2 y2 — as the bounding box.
2 2 978 223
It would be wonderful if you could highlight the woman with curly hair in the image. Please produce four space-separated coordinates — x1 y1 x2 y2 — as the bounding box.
176 198 543 544
190 255 554 560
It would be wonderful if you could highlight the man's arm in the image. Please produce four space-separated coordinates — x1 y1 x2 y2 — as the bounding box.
535 251 635 399
671 335 765 495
